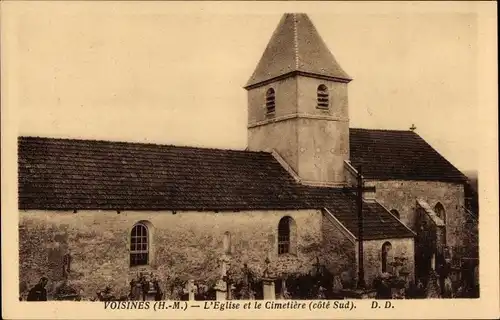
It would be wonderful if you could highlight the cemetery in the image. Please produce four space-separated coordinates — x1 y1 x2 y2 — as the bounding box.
20 242 478 302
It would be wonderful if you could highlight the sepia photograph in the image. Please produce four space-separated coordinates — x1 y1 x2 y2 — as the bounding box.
1 1 498 319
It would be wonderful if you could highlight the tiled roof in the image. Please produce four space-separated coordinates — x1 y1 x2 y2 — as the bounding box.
245 13 351 88
349 128 467 182
18 136 414 240
306 188 415 240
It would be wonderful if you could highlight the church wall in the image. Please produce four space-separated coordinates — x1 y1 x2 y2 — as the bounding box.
357 237 415 287
19 209 323 299
297 118 349 184
320 211 356 287
247 120 299 172
296 76 349 120
247 76 300 171
369 180 466 249
247 77 297 125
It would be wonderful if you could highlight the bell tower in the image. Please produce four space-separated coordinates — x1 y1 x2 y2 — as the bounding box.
245 13 352 185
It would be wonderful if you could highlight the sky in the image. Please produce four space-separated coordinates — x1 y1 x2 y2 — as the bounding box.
2 1 492 172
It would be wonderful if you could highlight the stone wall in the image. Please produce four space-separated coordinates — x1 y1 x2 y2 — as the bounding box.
296 117 349 184
358 238 415 287
320 210 356 287
248 120 299 171
19 209 325 299
368 180 466 249
296 76 349 120
247 77 298 125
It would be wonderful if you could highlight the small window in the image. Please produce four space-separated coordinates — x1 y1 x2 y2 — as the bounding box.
381 242 392 273
130 223 149 267
390 209 400 219
317 84 329 109
278 216 293 255
266 88 276 114
434 202 446 223
223 231 232 255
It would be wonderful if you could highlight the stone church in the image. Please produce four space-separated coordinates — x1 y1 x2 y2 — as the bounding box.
18 13 476 299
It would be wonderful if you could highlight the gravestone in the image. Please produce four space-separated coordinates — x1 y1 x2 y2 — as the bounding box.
184 280 197 301
54 280 81 301
262 279 275 300
141 273 158 301
426 270 441 298
262 257 275 300
53 251 81 301
130 278 143 300
214 280 227 301
333 276 343 291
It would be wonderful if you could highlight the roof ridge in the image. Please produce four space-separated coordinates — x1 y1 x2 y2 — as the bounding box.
410 133 467 179
293 13 300 70
349 127 413 133
18 135 271 155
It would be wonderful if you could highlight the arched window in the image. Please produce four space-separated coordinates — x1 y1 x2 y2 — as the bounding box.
381 242 392 273
390 209 400 219
434 202 447 246
278 216 295 255
223 231 232 255
266 88 276 114
317 84 329 109
130 223 149 267
434 202 446 223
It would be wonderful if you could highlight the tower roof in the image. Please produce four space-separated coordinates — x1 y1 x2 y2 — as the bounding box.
245 13 351 89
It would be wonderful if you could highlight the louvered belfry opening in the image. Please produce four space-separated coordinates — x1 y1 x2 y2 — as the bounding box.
266 88 276 114
317 84 329 109
130 223 149 267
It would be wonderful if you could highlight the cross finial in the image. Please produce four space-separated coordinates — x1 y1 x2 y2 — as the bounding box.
410 124 417 131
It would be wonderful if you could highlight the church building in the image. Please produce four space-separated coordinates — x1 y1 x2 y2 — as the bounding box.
18 13 474 299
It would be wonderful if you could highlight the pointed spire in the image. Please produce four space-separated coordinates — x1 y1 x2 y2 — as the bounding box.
245 13 351 89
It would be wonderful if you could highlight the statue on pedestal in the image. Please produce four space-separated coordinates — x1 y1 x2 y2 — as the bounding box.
239 263 254 300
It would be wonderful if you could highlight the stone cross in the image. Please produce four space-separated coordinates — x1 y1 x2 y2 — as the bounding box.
341 166 376 289
219 255 230 278
240 263 252 300
242 263 250 286
313 256 322 276
62 253 72 280
263 256 271 279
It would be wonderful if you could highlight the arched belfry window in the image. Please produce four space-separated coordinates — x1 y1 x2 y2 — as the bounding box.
130 223 149 267
278 216 296 255
266 88 276 114
381 242 392 273
390 209 400 219
317 84 329 109
434 202 446 223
